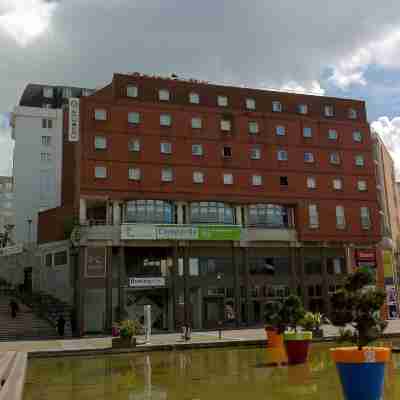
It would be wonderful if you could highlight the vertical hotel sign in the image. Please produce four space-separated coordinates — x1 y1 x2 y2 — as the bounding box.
68 98 80 142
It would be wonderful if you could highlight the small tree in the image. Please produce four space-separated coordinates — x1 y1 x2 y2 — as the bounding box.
331 268 387 350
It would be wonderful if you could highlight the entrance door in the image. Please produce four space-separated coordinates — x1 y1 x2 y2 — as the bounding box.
203 297 224 329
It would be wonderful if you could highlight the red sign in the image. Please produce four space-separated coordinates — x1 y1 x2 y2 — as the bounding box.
356 250 376 261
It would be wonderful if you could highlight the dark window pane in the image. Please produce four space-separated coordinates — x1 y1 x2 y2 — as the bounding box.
45 253 52 267
54 251 67 266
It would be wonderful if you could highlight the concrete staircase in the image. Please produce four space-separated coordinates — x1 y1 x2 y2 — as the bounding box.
0 296 60 341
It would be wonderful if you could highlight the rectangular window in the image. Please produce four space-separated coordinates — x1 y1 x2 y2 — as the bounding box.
272 101 282 112
94 136 107 150
218 96 228 107
280 176 288 186
303 127 312 138
95 166 107 179
128 112 140 124
358 180 367 191
348 108 357 119
246 98 256 110
324 105 334 117
82 89 93 97
223 173 233 185
94 109 107 121
361 207 371 229
355 155 365 167
191 117 202 129
128 138 140 152
307 177 316 189
41 136 51 146
45 253 53 267
328 129 338 140
193 171 204 184
159 89 170 101
277 150 288 161
248 121 259 134
189 258 199 276
127 85 138 98
250 145 261 160
333 178 343 190
128 167 141 181
62 87 72 98
298 104 308 114
330 152 341 165
353 131 363 142
43 87 53 98
54 251 68 266
160 142 172 154
42 119 53 129
222 146 232 158
189 92 200 104
252 175 262 186
336 205 346 229
40 152 51 162
304 152 315 163
276 125 286 136
161 168 173 182
220 119 231 131
160 113 172 126
309 204 319 228
192 144 203 156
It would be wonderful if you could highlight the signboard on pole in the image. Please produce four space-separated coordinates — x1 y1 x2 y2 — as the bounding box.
68 98 80 142
128 277 165 287
85 247 106 277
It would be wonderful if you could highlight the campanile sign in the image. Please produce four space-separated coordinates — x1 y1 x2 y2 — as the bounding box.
68 98 80 142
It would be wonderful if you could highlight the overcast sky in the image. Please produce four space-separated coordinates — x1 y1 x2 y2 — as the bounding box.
2 0 400 176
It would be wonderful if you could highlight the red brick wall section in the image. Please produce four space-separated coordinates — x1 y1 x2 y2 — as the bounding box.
37 205 74 244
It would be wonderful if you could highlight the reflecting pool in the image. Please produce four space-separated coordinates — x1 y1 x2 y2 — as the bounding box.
24 344 400 400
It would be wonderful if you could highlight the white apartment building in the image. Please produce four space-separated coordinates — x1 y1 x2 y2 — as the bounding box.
0 176 14 240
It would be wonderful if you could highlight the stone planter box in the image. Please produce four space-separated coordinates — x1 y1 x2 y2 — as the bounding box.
112 337 137 349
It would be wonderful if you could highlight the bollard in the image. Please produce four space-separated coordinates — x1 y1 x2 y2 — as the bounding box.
218 321 223 340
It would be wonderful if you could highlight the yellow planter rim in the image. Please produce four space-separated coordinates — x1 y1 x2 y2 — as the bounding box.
283 331 313 341
331 347 391 363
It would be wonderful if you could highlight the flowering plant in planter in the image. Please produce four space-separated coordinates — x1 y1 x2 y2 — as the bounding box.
112 319 142 348
330 268 390 400
300 312 325 338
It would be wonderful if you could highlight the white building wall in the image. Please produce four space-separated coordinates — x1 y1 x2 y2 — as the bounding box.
12 107 63 243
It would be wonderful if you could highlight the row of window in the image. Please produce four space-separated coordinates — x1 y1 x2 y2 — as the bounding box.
308 204 371 230
94 165 368 191
122 84 360 119
94 110 365 142
43 87 93 99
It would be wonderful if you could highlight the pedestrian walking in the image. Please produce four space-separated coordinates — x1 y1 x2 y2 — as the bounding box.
9 300 19 319
57 315 66 337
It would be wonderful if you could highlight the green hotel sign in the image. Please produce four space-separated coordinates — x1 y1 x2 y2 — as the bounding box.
197 226 241 241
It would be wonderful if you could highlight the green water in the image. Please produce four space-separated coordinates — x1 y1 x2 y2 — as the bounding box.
24 344 400 400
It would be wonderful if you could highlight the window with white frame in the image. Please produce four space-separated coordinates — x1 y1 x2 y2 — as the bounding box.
303 127 312 138
128 112 140 124
41 136 51 146
298 104 308 114
128 138 140 152
95 166 107 178
324 105 334 117
357 180 367 191
190 202 234 224
193 171 204 183
126 200 174 224
304 152 315 163
43 87 53 98
328 129 338 140
42 119 53 129
223 173 233 185
336 205 346 229
82 89 93 97
191 117 202 129
360 207 371 229
330 152 341 165
220 119 231 131
353 131 362 142
127 85 138 98
276 125 286 136
307 177 316 189
159 89 170 101
189 92 200 104
309 204 319 228
252 175 262 186
246 98 256 110
161 168 173 182
333 178 343 190
250 145 261 160
94 136 107 150
160 142 172 154
62 87 72 98
40 152 51 162
128 167 141 181
94 109 107 121
217 96 228 107
348 108 357 119
249 121 259 134
277 150 288 161
272 101 282 112
355 155 364 167
192 144 203 156
160 113 172 126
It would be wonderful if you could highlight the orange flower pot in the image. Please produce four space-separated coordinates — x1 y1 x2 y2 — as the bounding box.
265 328 284 348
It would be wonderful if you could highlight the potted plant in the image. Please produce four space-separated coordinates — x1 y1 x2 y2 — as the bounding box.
281 295 312 364
300 312 324 338
112 319 141 348
330 268 390 400
264 300 286 347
